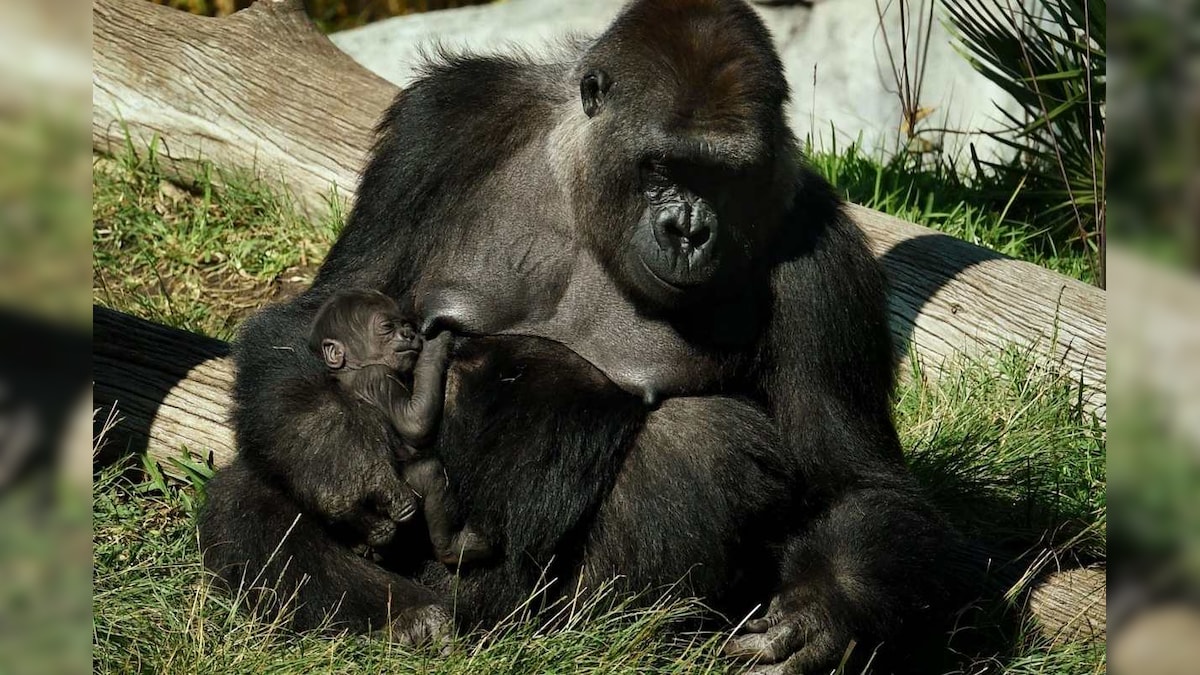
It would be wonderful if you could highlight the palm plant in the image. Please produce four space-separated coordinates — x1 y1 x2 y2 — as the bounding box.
944 0 1106 285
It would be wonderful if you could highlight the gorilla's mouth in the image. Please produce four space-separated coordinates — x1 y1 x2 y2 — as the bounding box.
638 257 708 292
635 232 720 292
632 196 722 294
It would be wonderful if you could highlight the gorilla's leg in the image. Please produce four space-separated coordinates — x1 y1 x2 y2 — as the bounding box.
403 457 492 567
725 487 962 673
580 397 965 673
578 396 793 614
199 459 450 645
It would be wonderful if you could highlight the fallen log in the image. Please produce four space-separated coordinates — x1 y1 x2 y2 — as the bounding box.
91 0 1106 646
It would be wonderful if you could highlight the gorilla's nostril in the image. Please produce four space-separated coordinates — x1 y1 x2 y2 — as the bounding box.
652 204 714 254
686 226 711 248
656 209 686 236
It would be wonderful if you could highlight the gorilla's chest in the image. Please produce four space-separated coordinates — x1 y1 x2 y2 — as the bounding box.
414 238 743 402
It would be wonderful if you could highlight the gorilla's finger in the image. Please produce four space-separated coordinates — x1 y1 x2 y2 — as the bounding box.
724 622 801 663
379 487 419 523
743 615 776 633
363 514 398 548
746 643 832 675
744 662 789 675
424 332 453 352
385 604 454 651
419 313 464 338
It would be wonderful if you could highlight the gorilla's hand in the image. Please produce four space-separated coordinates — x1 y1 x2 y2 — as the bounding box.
725 588 852 675
308 460 419 546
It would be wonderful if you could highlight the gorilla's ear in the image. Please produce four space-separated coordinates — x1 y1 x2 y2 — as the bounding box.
580 69 612 118
322 339 346 370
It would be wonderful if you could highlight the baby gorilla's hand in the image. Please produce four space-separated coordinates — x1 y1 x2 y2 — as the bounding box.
360 470 424 547
310 460 420 547
356 484 420 547
421 332 452 365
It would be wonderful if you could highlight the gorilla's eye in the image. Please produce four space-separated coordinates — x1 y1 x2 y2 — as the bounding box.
640 161 671 194
580 69 611 118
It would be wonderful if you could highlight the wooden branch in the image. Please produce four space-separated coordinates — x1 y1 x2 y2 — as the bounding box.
1028 566 1107 645
93 306 235 466
92 0 394 216
851 205 1106 420
91 0 1106 643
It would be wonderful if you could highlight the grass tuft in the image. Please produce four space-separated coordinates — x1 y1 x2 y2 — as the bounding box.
91 150 340 339
806 141 1096 283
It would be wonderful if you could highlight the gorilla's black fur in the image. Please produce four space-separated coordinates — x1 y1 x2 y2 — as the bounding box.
200 0 969 670
201 334 651 642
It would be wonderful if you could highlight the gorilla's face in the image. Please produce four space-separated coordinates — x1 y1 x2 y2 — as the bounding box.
573 68 786 312
567 0 796 312
629 160 729 295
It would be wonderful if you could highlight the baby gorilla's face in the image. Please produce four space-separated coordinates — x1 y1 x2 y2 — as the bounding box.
371 309 423 373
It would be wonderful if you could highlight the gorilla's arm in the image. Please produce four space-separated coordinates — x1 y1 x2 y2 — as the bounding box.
227 61 516 526
386 333 451 448
736 174 962 670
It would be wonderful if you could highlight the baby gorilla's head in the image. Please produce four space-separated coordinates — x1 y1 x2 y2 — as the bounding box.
310 290 424 374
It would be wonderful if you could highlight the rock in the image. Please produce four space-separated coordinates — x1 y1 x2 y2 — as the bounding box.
329 0 1019 161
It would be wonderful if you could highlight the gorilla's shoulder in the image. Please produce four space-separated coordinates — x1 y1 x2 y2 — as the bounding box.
375 48 568 142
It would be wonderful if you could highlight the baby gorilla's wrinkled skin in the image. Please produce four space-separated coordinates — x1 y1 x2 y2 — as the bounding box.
313 289 492 566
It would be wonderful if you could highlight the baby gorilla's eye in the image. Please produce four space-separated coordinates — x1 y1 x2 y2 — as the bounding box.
378 321 394 334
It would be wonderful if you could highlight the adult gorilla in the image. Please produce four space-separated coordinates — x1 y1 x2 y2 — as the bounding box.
203 0 965 671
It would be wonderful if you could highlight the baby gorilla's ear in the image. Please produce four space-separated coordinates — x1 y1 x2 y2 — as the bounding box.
322 338 346 369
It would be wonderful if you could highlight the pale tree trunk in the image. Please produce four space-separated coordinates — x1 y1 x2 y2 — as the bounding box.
91 0 1106 644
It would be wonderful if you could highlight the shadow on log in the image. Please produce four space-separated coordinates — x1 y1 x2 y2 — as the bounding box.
93 306 234 464
90 0 1107 649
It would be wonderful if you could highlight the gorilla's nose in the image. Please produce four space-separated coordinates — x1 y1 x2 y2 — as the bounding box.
653 203 713 254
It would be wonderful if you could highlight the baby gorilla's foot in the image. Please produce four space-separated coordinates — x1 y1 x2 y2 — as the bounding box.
436 526 493 567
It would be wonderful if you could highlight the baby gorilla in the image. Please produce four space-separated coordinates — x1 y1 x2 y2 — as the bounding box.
311 289 491 566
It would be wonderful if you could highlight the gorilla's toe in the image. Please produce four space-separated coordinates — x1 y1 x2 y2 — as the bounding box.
384 604 454 652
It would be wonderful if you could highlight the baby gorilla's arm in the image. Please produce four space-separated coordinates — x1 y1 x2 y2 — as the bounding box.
388 333 451 447
404 458 492 567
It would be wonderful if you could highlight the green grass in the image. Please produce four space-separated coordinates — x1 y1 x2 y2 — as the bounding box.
92 354 1106 674
92 150 341 340
91 148 1105 673
806 141 1097 283
897 348 1106 563
94 459 737 673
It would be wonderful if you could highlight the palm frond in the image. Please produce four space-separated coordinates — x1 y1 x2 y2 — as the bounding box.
945 0 1106 281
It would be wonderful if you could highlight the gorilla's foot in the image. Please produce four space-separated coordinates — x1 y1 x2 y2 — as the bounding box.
724 594 850 675
382 604 454 652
